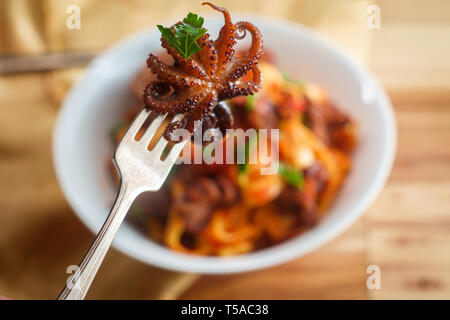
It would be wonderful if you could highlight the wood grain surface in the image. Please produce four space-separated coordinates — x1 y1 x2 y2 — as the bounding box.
0 0 449 300
181 0 450 299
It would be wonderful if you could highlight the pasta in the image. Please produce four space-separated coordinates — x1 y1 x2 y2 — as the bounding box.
111 56 356 256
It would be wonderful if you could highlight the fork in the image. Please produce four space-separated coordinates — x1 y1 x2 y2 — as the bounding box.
58 107 186 300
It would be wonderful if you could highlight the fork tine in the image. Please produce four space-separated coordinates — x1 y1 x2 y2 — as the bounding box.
165 139 187 163
122 107 151 141
151 114 184 155
139 113 167 146
151 137 168 156
171 113 185 123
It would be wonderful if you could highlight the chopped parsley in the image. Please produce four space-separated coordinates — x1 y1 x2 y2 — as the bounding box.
282 71 306 88
278 163 304 189
109 121 125 139
245 93 258 112
281 71 292 82
130 202 145 221
157 12 207 59
237 132 258 174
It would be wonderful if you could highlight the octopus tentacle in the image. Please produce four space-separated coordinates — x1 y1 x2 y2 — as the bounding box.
236 66 262 93
161 37 209 81
194 31 219 77
226 21 263 81
184 92 218 134
236 22 263 58
218 66 262 100
147 54 207 89
146 3 263 143
143 82 208 115
163 92 218 142
202 2 238 73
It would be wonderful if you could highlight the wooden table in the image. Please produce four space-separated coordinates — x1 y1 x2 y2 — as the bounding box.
182 0 450 299
0 0 448 300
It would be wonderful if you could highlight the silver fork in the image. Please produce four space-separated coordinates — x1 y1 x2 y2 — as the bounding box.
58 107 186 300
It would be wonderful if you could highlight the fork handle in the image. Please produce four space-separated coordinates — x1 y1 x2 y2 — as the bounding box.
58 180 138 300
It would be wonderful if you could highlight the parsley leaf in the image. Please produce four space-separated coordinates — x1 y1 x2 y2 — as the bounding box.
245 93 258 112
281 71 292 82
109 121 125 139
130 202 145 221
282 71 306 87
157 12 207 59
237 132 258 174
157 25 183 53
278 163 304 189
183 12 204 28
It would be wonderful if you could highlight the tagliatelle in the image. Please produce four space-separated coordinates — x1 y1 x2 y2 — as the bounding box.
254 206 299 242
215 241 254 256
112 48 356 256
282 117 343 212
164 180 213 254
330 148 351 174
205 206 261 245
240 169 284 208
164 209 213 255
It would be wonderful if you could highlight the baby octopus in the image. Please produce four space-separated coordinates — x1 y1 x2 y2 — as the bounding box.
143 2 263 142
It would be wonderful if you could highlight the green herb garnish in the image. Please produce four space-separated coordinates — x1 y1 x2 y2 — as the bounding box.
157 12 207 59
109 121 125 139
237 162 248 175
281 71 292 82
282 71 306 88
278 163 304 189
245 93 258 112
130 202 145 221
237 132 258 174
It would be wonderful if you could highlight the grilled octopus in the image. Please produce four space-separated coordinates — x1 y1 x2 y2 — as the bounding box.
143 2 263 142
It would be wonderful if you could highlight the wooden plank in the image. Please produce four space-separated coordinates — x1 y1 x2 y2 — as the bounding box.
376 0 450 23
182 221 367 299
365 181 450 299
370 24 450 92
389 100 450 181
363 2 450 299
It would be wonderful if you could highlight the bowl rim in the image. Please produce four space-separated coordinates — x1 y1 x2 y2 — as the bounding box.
53 14 397 274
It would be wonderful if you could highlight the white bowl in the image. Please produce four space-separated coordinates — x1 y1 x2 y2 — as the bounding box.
53 15 396 274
